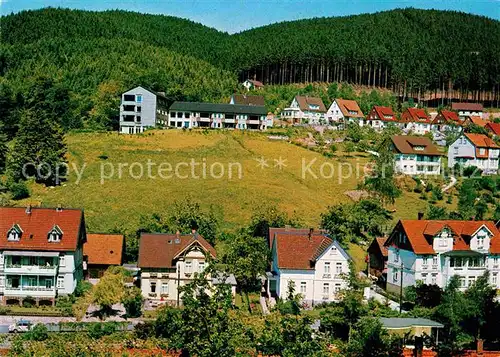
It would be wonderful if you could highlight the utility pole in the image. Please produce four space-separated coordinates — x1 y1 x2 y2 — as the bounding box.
399 261 404 314
176 262 181 307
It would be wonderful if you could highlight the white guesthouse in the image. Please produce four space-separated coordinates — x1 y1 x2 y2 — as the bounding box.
385 220 500 293
267 228 351 306
0 207 86 306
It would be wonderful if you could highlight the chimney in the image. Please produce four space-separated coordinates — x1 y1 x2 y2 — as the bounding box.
477 339 484 356
308 227 314 241
25 205 32 215
56 204 63 212
417 212 424 220
285 225 291 231
176 230 180 237
192 229 198 240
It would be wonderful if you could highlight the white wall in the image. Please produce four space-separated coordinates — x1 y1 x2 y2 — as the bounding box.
119 86 157 134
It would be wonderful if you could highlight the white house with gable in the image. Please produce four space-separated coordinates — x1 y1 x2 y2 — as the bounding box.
266 228 351 306
448 133 499 174
385 219 500 294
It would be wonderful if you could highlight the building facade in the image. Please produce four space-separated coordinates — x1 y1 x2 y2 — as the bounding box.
390 135 442 175
431 110 462 133
326 99 365 127
83 234 124 280
119 86 169 134
267 228 351 306
138 233 235 306
281 96 327 125
385 220 500 293
451 102 484 120
168 102 269 130
448 133 499 174
401 108 432 135
0 207 86 305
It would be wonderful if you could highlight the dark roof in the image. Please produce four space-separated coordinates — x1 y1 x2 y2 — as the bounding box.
84 234 124 265
432 110 460 124
390 135 442 156
0 207 85 252
231 94 265 106
170 101 266 115
268 227 327 248
380 318 444 329
368 237 388 257
452 102 484 112
138 233 216 269
294 96 327 113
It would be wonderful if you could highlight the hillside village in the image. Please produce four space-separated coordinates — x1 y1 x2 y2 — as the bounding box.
1 5 500 357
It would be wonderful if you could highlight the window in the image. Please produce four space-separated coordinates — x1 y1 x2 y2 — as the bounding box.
185 261 192 274
198 261 205 273
124 94 135 101
161 283 169 294
454 147 459 155
59 254 66 267
460 277 466 288
324 262 331 274
48 225 63 243
432 256 438 266
323 283 330 295
439 238 447 247
468 277 475 287
422 273 428 283
422 256 428 267
45 279 53 289
7 225 22 241
431 274 437 285
136 106 141 113
136 95 142 103
477 236 485 248
300 282 307 294
480 148 486 155
136 116 141 122
494 257 499 268
150 282 156 293
394 251 399 263
334 283 341 293
57 276 64 289
393 271 398 283
336 262 342 274
330 247 337 256
492 274 498 285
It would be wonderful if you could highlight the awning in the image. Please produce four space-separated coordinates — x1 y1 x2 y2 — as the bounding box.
3 251 60 257
442 250 485 257
380 318 444 329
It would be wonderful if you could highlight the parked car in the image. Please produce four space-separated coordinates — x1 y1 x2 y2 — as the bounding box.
9 319 33 333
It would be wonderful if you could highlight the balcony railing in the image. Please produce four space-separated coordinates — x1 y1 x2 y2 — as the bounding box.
322 274 331 279
4 265 57 275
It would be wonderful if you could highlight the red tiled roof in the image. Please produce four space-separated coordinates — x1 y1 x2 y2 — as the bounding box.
335 99 364 118
464 133 500 148
247 79 264 87
401 108 431 123
387 220 500 255
452 102 484 112
368 106 397 122
469 116 488 127
295 96 327 113
376 237 389 257
138 233 216 268
273 231 333 270
486 122 500 136
432 110 460 125
0 207 85 251
84 234 124 265
391 135 442 156
268 227 327 248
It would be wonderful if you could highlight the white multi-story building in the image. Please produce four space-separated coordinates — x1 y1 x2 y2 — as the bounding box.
326 99 365 127
266 228 351 306
390 135 442 175
448 133 499 174
168 102 269 130
385 219 500 293
281 96 327 125
119 86 169 134
138 233 236 306
0 206 86 306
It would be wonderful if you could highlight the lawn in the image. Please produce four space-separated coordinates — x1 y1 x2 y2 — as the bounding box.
19 129 437 266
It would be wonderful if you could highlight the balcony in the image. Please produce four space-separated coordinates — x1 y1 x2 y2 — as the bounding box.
248 120 260 125
2 287 56 297
4 265 57 275
322 274 331 279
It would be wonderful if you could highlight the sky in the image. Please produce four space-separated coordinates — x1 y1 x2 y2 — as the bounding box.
1 0 499 33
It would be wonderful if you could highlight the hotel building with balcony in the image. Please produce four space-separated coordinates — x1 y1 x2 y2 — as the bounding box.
0 207 86 306
390 135 442 176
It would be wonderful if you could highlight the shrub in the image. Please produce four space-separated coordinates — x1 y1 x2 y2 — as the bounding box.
56 295 75 316
122 287 143 318
75 281 93 297
88 322 117 339
25 323 49 341
431 186 443 201
22 296 36 308
9 181 30 200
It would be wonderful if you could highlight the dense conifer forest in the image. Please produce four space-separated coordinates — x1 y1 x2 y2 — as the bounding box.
0 7 499 131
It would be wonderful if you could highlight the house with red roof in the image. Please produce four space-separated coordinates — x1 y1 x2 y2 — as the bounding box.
431 110 463 133
242 79 264 91
83 233 124 279
138 232 235 306
401 108 432 135
448 133 500 174
0 206 86 306
486 122 500 138
365 106 398 131
267 228 351 305
326 98 365 128
384 219 500 293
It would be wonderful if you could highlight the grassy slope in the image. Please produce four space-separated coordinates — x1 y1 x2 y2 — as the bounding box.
20 130 434 265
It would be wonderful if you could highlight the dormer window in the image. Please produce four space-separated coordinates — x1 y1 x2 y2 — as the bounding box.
48 225 63 243
7 224 22 242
